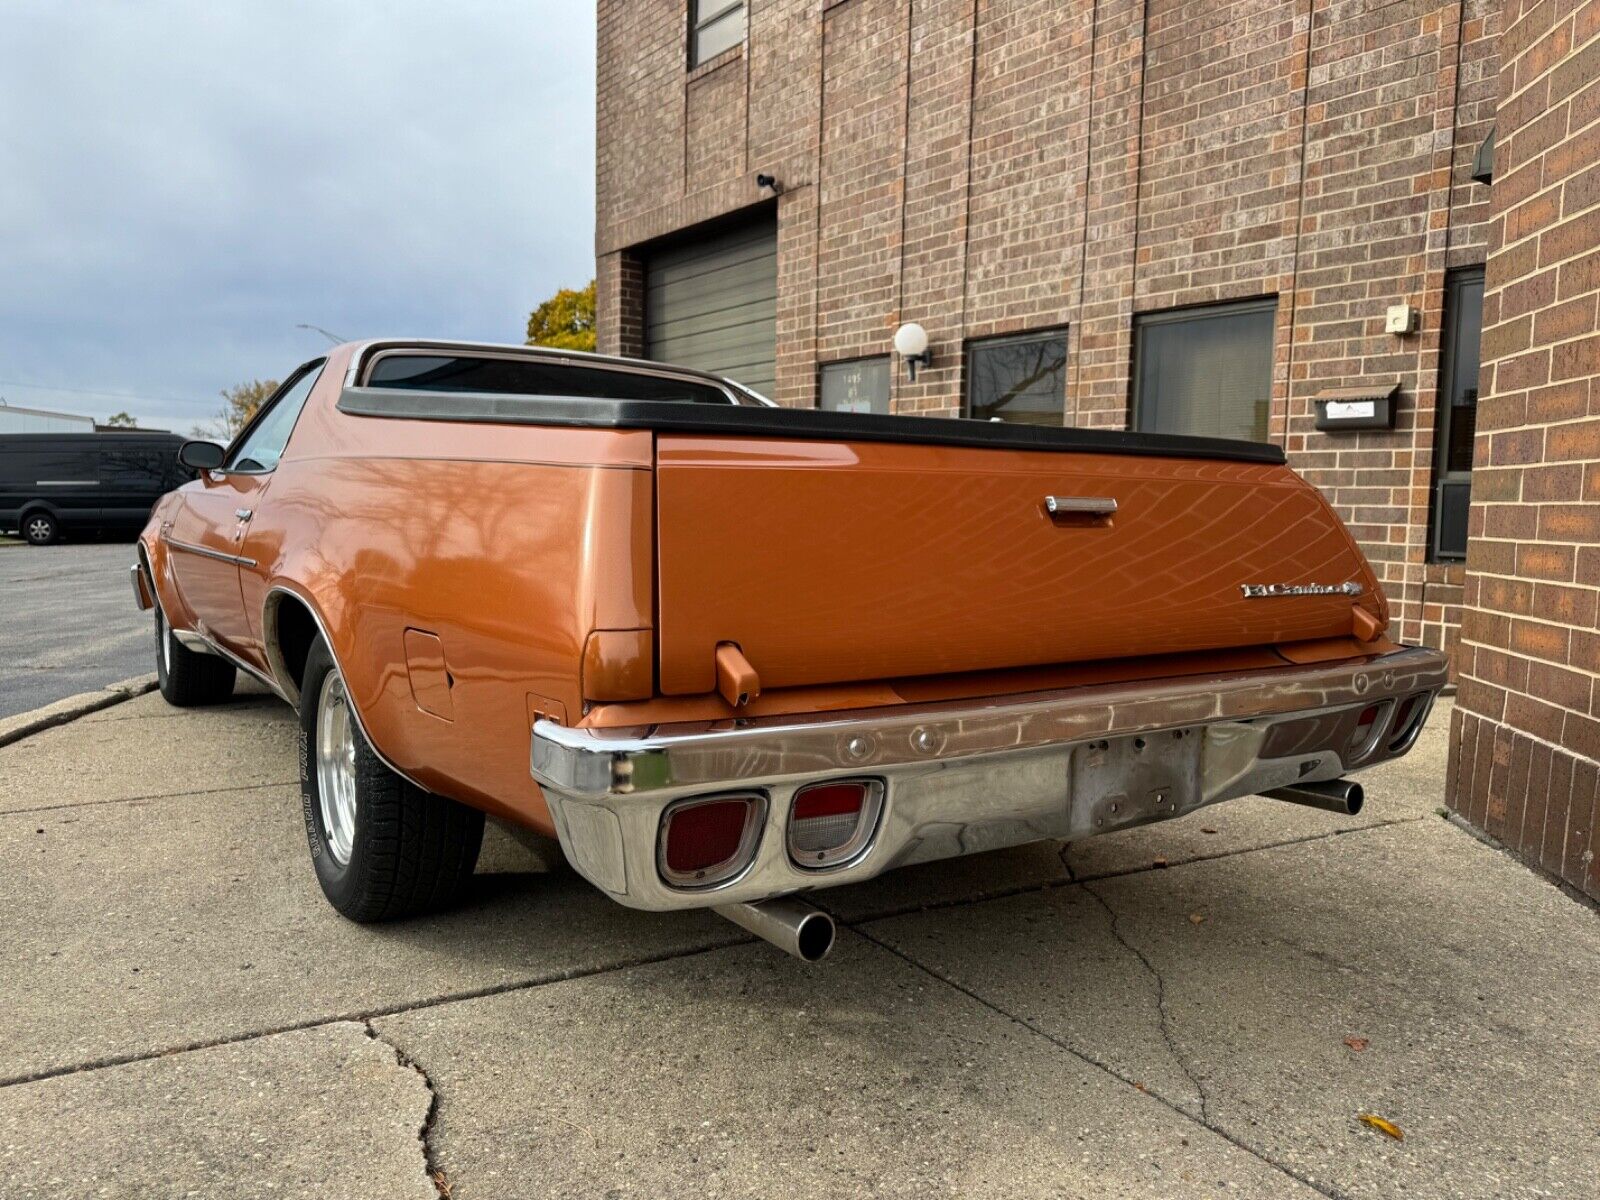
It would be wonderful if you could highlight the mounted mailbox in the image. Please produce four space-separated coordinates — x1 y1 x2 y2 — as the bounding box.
1313 382 1399 432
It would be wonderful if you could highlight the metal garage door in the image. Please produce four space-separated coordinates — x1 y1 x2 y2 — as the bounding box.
645 215 777 398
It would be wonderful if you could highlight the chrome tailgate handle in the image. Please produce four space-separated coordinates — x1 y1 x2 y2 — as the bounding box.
1045 495 1117 517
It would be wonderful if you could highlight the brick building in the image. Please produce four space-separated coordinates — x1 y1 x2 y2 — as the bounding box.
1448 0 1599 901
594 0 1598 898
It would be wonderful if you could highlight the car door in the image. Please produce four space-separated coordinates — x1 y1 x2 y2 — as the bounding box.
165 362 324 652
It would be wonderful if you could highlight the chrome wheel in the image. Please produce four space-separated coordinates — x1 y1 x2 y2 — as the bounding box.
316 670 359 866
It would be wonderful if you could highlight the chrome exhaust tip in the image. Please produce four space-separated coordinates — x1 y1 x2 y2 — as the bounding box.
1264 778 1365 816
714 897 836 962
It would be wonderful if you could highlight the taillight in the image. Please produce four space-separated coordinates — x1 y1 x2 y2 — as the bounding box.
658 794 764 887
787 780 882 869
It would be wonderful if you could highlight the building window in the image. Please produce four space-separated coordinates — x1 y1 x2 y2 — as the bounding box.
1432 267 1485 561
820 357 890 414
965 330 1068 426
1132 299 1276 443
690 0 745 67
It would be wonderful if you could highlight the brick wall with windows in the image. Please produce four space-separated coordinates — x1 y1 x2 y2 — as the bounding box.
1447 0 1600 901
596 0 1504 664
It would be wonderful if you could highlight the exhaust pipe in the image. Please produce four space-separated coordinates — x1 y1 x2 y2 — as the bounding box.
714 897 836 962
1264 778 1365 816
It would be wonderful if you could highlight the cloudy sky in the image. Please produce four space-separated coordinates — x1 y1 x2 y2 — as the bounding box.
0 1 595 432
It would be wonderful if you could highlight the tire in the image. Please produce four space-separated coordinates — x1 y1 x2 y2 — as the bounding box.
298 635 484 922
22 511 59 546
155 604 237 706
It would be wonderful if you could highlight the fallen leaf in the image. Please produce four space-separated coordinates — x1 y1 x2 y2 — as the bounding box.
1133 1082 1147 1092
1358 1113 1403 1141
1344 1036 1369 1052
1201 827 1218 835
1152 857 1169 868
1189 912 1207 925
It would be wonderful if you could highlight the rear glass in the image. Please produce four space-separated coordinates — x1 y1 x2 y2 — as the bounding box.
366 354 735 405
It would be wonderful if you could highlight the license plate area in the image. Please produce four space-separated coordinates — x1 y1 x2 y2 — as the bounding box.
1073 727 1203 833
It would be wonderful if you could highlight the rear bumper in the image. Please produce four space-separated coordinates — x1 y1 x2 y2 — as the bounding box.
530 645 1448 911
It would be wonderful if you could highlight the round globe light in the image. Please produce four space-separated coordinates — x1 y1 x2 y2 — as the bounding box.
893 322 930 358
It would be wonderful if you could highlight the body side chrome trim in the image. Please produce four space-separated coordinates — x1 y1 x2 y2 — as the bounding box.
166 536 258 570
1045 495 1118 516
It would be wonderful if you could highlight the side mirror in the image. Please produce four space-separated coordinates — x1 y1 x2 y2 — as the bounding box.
178 440 226 471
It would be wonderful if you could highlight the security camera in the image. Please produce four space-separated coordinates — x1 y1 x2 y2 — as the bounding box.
755 172 784 196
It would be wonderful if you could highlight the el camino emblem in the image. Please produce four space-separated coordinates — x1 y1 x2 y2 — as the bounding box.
1241 582 1365 598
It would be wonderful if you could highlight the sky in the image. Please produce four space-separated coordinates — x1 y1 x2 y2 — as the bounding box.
0 1 595 433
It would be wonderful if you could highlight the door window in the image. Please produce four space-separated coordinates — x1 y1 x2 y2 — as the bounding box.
1431 269 1484 560
226 362 324 473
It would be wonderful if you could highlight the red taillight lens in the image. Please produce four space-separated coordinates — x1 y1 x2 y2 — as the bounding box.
788 780 881 868
660 796 760 884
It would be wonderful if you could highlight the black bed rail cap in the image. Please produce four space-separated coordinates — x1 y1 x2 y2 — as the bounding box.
336 386 1287 465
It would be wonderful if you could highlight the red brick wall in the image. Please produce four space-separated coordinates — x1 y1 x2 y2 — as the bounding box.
1448 0 1600 901
595 0 1503 660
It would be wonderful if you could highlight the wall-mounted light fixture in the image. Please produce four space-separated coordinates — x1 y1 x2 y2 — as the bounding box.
893 322 932 382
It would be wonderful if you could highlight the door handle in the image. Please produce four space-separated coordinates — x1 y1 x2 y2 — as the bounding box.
234 508 253 522
1044 496 1117 517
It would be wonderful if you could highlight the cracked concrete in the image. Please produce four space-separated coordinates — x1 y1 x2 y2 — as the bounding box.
1082 880 1212 1125
5 684 1600 1198
0 1022 436 1200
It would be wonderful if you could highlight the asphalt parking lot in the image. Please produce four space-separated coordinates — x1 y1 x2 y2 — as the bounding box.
3 679 1598 1199
0 540 151 718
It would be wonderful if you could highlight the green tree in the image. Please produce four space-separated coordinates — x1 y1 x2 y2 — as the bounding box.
526 279 596 351
104 411 137 428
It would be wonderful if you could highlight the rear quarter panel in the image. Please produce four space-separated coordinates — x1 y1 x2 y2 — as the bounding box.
257 387 652 831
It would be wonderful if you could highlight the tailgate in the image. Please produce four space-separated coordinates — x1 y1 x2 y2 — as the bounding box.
654 435 1384 696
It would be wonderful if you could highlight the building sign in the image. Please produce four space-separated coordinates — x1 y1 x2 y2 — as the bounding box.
821 357 890 414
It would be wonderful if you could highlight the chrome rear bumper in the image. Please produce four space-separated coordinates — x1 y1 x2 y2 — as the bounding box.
530 645 1448 911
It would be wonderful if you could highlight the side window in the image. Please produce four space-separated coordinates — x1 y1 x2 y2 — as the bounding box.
1132 299 1276 443
689 0 745 66
1431 268 1484 560
965 330 1068 426
227 362 324 473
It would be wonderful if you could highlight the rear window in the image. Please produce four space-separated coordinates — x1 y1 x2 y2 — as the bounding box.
365 354 735 405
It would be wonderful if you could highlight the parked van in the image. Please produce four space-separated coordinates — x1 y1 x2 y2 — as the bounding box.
0 433 190 545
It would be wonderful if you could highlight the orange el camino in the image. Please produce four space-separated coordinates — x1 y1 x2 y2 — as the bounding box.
132 340 1446 961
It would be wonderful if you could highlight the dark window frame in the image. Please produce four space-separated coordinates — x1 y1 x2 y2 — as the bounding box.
963 327 1070 427
1430 266 1486 562
1130 297 1278 444
688 0 746 67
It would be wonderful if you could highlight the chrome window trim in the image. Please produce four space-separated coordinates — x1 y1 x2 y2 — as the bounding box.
346 340 753 406
165 537 257 570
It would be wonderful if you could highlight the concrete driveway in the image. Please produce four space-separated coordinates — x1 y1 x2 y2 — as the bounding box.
2 685 1597 1199
0 540 151 718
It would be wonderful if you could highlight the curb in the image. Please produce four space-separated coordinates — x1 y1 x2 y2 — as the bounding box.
0 674 159 748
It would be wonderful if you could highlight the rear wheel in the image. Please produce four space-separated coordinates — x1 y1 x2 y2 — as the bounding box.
23 511 59 546
155 604 237 706
299 635 483 922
